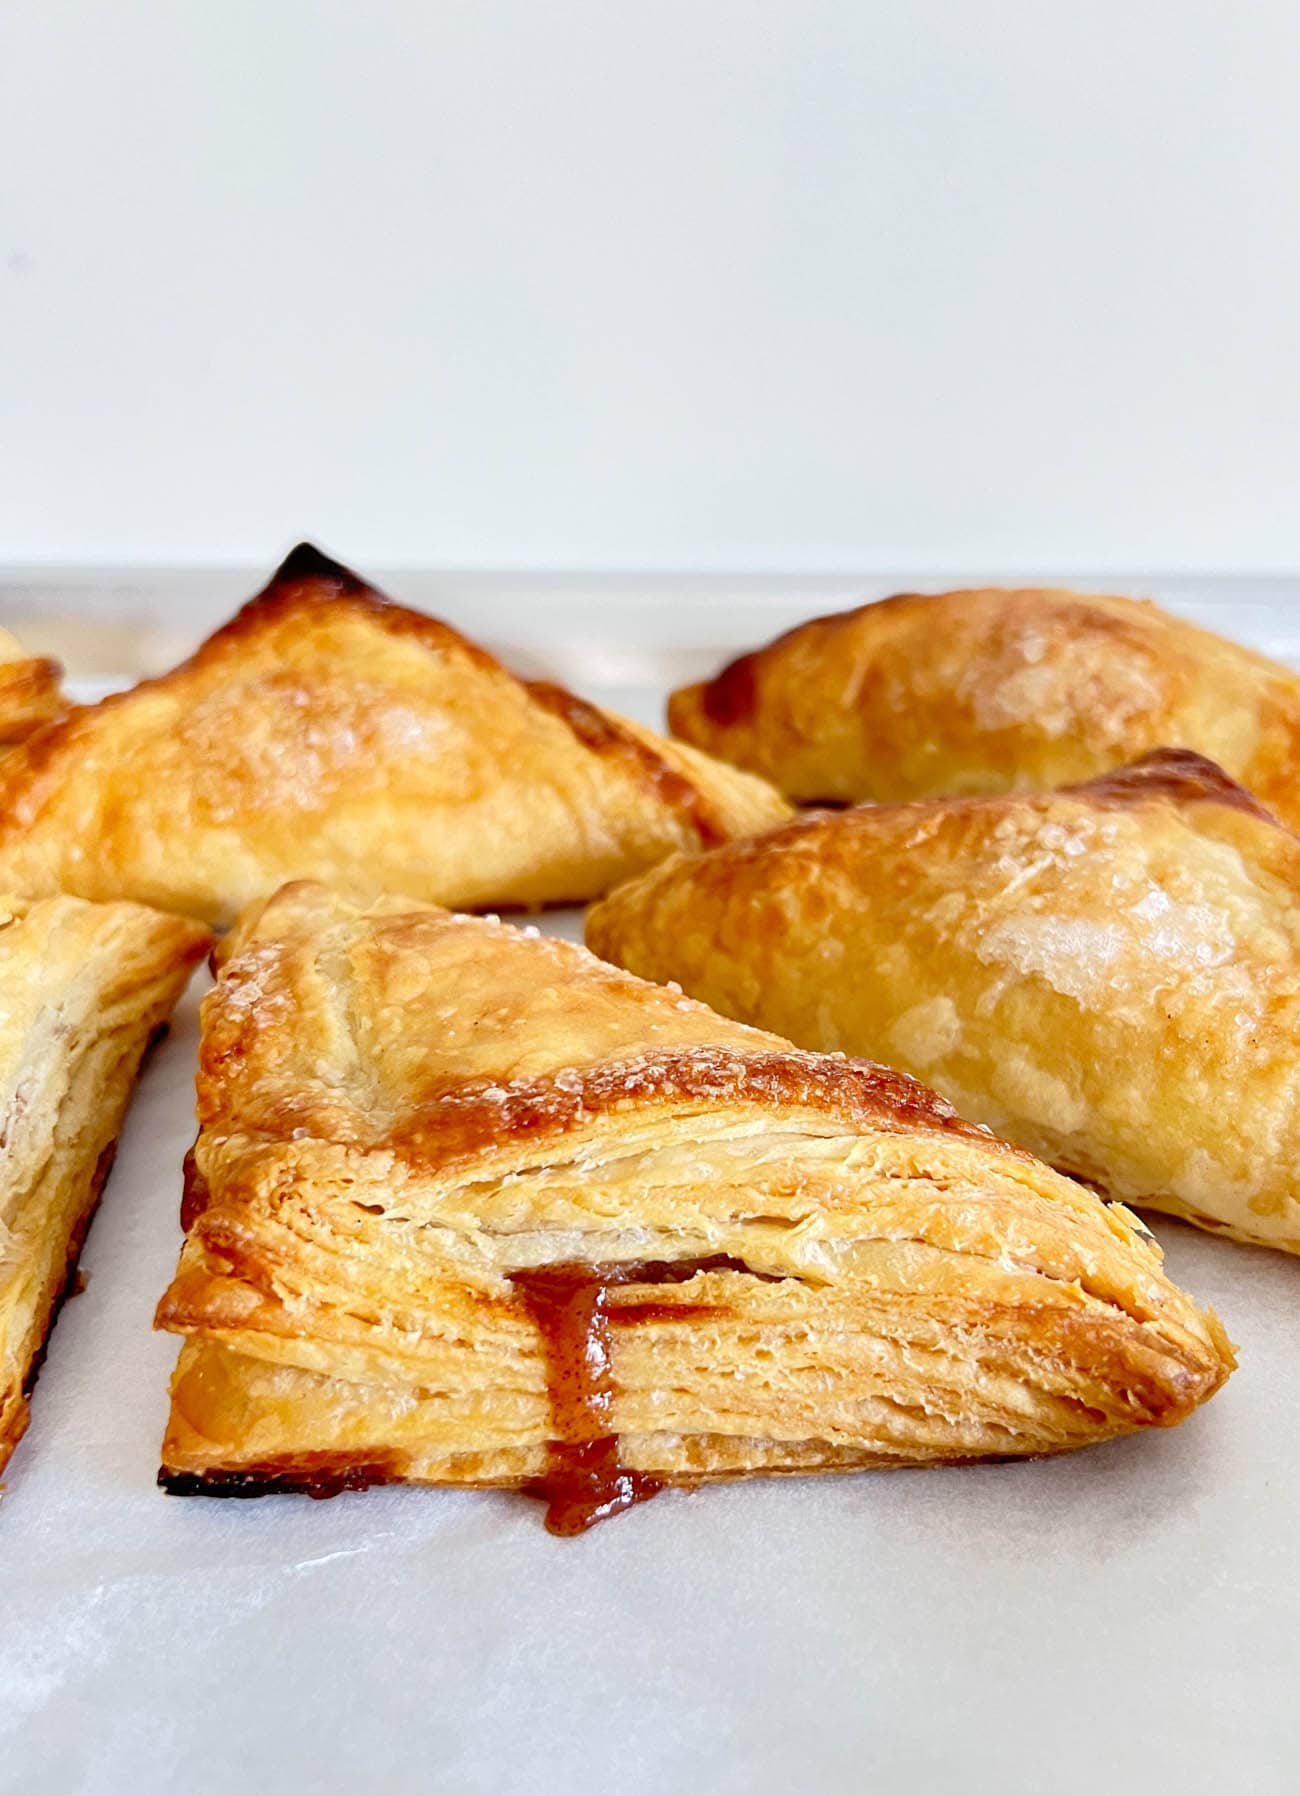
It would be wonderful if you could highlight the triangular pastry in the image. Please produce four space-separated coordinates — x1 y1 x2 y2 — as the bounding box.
0 545 788 926
588 748 1300 1254
0 627 63 748
1 892 210 1475
155 881 1231 1532
668 585 1300 824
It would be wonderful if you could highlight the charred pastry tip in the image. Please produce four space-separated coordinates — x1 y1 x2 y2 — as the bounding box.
698 650 758 728
269 541 372 594
158 1462 394 1499
1070 747 1277 824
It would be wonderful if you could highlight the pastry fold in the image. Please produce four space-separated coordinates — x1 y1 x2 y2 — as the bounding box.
0 545 787 926
156 881 1231 1529
588 748 1300 1254
668 585 1300 824
0 627 63 748
0 892 210 1474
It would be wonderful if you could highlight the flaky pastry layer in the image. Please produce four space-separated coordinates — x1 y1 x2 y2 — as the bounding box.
668 585 1300 822
588 748 1300 1254
0 892 210 1474
0 546 787 926
156 882 1231 1513
0 627 63 748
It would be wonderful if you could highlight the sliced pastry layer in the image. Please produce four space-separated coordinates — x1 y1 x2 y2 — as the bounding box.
0 892 210 1475
0 545 787 926
668 585 1300 821
0 627 63 748
589 748 1300 1254
156 881 1232 1531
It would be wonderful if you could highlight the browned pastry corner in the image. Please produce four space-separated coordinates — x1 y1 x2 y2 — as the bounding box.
156 881 1231 1533
0 627 64 748
667 585 1300 821
0 545 788 926
0 892 210 1477
587 747 1300 1254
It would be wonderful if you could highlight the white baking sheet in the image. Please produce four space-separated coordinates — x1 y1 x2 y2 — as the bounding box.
3 658 1300 1795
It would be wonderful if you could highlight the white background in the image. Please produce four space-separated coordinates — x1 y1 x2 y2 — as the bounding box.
5 1 1300 574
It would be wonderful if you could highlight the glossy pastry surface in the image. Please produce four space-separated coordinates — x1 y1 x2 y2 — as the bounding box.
668 585 1300 821
0 627 63 747
0 545 787 926
0 892 210 1474
588 748 1300 1254
157 881 1231 1528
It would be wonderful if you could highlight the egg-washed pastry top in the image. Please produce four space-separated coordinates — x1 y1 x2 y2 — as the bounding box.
0 545 788 927
588 748 1300 1255
156 880 1231 1533
0 891 210 1476
668 585 1300 823
0 626 63 748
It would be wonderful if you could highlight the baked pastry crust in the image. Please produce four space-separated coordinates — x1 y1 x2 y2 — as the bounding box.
0 545 787 926
0 627 63 748
588 747 1300 1254
0 893 210 1475
156 881 1231 1528
668 585 1300 822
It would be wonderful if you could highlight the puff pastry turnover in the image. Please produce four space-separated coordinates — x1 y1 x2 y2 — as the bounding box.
0 893 209 1475
668 585 1300 823
0 545 787 926
0 627 63 748
155 880 1231 1532
589 748 1300 1254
